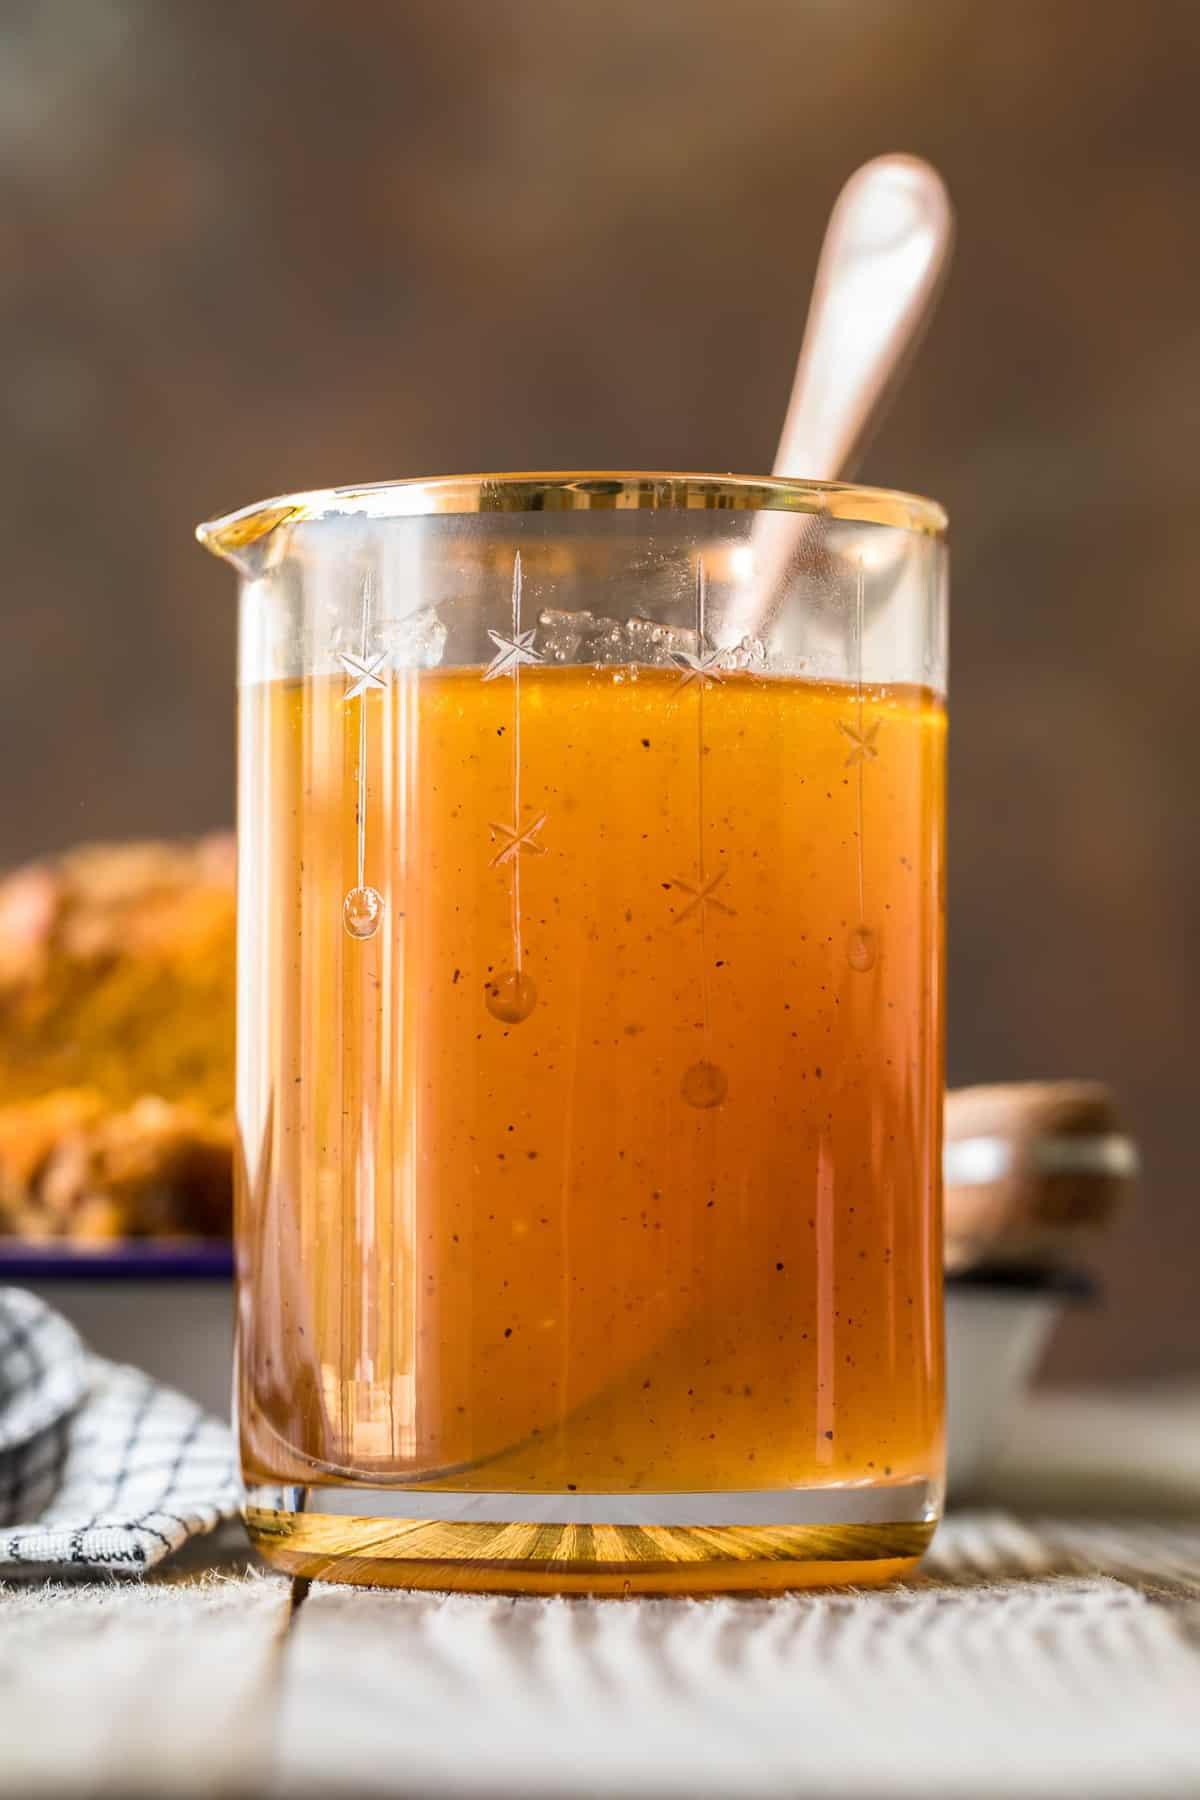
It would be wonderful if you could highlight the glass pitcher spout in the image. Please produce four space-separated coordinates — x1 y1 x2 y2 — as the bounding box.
196 495 308 577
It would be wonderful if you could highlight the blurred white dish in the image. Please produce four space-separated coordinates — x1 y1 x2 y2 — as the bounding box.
0 1244 235 1421
945 1271 1092 1496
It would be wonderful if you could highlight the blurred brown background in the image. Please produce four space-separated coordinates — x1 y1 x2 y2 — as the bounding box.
2 0 1197 1380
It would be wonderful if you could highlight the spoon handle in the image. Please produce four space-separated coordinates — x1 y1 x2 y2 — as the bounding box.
773 153 954 482
728 155 953 643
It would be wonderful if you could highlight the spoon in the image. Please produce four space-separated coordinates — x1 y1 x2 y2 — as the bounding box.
732 153 954 639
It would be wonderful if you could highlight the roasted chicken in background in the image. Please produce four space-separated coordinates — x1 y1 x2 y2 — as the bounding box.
0 836 234 1239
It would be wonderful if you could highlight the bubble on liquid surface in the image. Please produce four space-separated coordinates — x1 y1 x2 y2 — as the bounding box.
537 610 700 670
536 611 586 664
343 885 383 939
847 925 877 972
388 605 447 670
724 635 768 672
527 615 770 678
681 1060 728 1109
484 968 538 1024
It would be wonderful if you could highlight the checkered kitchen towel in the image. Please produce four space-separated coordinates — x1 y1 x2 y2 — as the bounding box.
0 1287 240 1574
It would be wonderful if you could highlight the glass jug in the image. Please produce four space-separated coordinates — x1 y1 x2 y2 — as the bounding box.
198 472 947 1594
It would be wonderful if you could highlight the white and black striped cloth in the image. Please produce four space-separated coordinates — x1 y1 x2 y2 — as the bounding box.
0 1287 239 1575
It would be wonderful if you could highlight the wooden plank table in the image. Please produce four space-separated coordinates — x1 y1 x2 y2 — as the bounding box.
3 1391 1198 1799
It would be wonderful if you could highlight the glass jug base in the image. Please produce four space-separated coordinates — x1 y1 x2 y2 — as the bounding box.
243 1481 940 1595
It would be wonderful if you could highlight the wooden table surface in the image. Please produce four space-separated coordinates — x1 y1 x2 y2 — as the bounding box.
3 1390 1198 1799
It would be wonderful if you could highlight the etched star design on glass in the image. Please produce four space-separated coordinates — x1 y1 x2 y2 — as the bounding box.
667 864 734 925
338 650 387 698
671 643 725 689
483 625 542 682
489 812 548 868
836 716 881 766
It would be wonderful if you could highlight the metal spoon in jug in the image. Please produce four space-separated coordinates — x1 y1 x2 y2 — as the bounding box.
732 153 954 641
